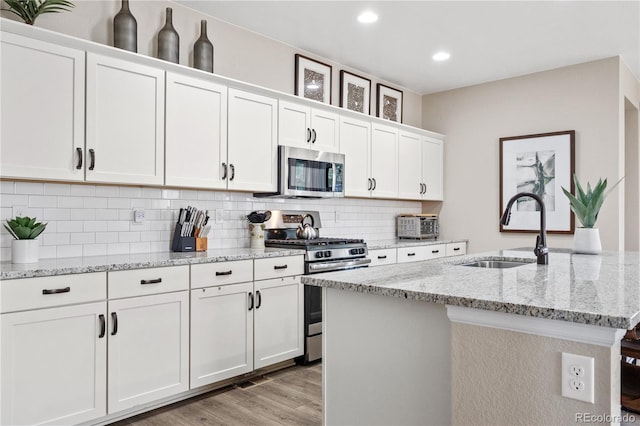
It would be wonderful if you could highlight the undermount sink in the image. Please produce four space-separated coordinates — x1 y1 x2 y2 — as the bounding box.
459 259 534 269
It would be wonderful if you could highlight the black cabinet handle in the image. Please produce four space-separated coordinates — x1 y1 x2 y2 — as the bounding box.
256 290 262 309
306 128 311 143
88 149 95 170
372 178 377 190
76 147 83 170
140 278 162 285
423 184 427 194
311 129 317 143
432 250 440 254
453 247 461 251
407 253 416 257
42 286 70 295
377 255 387 260
111 312 118 336
216 270 233 276
230 164 235 181
367 178 372 191
248 292 254 311
98 314 106 338
273 265 288 270
222 162 228 179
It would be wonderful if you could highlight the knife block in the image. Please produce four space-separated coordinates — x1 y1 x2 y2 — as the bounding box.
171 224 195 252
195 237 207 252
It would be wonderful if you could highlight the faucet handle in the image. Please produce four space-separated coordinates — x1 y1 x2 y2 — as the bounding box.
534 235 549 256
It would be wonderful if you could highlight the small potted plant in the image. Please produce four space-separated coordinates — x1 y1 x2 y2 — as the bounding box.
1 0 74 26
4 216 47 263
562 174 622 254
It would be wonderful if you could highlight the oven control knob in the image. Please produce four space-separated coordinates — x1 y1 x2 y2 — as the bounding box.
315 251 324 258
349 248 358 255
324 250 332 258
359 248 366 254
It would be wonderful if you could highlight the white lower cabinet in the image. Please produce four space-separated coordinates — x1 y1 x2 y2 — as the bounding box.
368 248 398 267
0 302 107 426
397 244 447 263
107 291 189 413
371 242 467 267
254 276 304 369
190 282 254 388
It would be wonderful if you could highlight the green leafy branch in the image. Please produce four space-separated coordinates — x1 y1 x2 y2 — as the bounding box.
561 174 623 228
4 216 47 240
2 0 74 25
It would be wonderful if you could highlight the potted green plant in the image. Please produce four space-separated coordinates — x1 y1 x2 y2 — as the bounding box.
4 216 47 263
1 0 74 26
561 174 622 254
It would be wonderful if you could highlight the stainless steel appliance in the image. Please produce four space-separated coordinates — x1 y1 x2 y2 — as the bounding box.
263 210 370 363
397 214 439 240
254 146 345 198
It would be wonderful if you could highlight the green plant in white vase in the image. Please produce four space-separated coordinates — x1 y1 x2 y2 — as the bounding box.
1 0 74 25
561 174 622 254
4 216 47 263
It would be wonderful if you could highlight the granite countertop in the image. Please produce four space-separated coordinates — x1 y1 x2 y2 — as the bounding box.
0 248 305 280
367 239 468 250
301 248 640 329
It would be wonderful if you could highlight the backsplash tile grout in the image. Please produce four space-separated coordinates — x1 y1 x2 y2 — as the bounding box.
0 181 421 261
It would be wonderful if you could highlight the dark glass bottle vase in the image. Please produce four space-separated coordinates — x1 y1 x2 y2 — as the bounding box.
158 7 179 63
113 0 137 52
193 20 214 73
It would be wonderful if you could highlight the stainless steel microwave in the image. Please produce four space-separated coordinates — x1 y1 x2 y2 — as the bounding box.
254 146 345 198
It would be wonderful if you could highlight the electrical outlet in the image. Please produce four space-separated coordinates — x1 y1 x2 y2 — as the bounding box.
215 209 223 224
561 352 594 403
133 209 145 223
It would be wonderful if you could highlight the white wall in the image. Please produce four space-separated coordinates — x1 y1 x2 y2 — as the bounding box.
0 0 422 127
422 57 624 253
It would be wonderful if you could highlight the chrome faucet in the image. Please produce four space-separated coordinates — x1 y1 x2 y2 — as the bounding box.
500 192 549 265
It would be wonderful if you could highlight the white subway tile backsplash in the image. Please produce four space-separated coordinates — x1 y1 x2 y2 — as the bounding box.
1 180 422 261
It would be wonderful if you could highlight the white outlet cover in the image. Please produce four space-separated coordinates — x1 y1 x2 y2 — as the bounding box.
133 209 145 223
561 352 594 403
215 209 224 224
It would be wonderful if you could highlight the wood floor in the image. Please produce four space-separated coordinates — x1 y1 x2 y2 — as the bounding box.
110 363 322 426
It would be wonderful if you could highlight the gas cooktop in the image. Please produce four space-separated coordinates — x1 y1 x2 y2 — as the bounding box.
265 238 364 247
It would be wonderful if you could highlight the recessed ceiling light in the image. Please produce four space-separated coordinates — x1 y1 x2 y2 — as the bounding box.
357 11 378 24
433 51 451 62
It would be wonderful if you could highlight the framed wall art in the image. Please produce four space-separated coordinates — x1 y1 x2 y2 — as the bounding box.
376 83 403 123
295 54 332 104
499 130 575 234
340 70 371 114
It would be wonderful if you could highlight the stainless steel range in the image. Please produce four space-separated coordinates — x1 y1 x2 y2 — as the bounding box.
263 210 370 363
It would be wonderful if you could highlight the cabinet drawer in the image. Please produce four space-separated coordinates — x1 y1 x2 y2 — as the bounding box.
191 260 253 289
446 242 467 257
369 249 397 267
397 244 446 263
108 266 189 299
1 273 106 313
254 256 304 281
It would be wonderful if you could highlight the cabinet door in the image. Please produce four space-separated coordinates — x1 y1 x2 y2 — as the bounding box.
254 276 303 369
107 292 189 414
278 100 311 149
422 136 444 200
86 53 164 185
1 33 85 181
1 302 107 425
227 88 277 192
368 248 397 267
339 116 371 197
310 108 339 152
397 131 423 200
166 72 227 189
190 282 254 388
371 123 399 199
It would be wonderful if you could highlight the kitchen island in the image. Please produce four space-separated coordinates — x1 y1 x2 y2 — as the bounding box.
301 249 640 425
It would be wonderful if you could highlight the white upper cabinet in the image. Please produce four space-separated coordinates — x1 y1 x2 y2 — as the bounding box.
398 131 423 200
227 88 277 192
86 53 165 185
278 100 339 152
165 72 228 189
1 33 85 181
339 115 371 197
422 136 444 200
370 123 399 199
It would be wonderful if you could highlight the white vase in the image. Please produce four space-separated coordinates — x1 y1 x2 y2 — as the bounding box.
249 223 265 249
573 228 602 255
11 239 39 263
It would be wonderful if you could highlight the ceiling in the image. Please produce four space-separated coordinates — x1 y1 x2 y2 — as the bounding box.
175 1 640 95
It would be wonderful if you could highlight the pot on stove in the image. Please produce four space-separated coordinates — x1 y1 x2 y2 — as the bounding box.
296 214 318 240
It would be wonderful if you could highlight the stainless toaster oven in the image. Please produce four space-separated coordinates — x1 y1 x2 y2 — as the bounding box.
397 214 439 240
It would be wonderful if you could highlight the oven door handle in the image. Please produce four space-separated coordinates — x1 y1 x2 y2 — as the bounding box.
307 257 371 273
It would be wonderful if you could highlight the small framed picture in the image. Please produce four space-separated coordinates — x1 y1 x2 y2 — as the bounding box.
500 130 576 234
295 54 332 104
376 83 403 123
340 70 371 114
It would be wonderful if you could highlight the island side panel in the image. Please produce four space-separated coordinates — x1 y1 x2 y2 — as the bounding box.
451 323 620 425
323 287 451 426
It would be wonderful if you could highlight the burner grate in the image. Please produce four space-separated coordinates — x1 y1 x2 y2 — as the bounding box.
265 237 364 247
